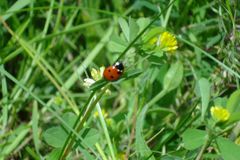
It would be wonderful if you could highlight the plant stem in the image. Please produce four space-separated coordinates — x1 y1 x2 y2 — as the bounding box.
95 143 108 160
96 102 116 160
196 129 213 160
179 36 240 79
60 86 108 160
146 89 167 107
196 139 209 160
0 17 80 114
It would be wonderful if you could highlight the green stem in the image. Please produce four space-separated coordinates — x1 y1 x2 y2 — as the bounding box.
96 101 116 160
196 129 213 160
0 17 79 114
179 36 240 79
53 0 64 32
146 89 167 108
59 86 109 160
95 143 108 160
162 0 174 27
63 26 113 89
196 140 209 160
0 67 95 155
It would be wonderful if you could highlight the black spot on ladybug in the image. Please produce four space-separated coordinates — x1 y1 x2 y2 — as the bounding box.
117 71 121 74
110 76 114 79
108 69 111 72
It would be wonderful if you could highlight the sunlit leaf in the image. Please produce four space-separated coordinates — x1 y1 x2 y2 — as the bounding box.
217 137 240 160
182 129 207 150
3 0 31 20
226 89 240 113
129 17 139 41
46 148 62 160
43 126 68 148
137 17 150 32
142 27 164 43
118 18 130 42
79 128 100 148
163 61 183 92
195 78 211 121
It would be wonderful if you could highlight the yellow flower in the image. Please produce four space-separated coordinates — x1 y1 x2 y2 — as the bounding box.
235 137 240 145
149 31 178 53
210 106 230 122
116 153 126 160
106 118 113 126
54 96 63 105
94 109 108 118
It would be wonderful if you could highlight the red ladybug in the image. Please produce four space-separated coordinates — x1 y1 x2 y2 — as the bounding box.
103 61 124 81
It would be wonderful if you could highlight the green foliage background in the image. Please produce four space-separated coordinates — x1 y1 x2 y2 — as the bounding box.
0 0 240 159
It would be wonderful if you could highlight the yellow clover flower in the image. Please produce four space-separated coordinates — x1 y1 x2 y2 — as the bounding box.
235 137 240 145
94 109 108 118
210 106 230 122
54 96 63 105
106 118 113 126
116 153 126 160
149 31 178 53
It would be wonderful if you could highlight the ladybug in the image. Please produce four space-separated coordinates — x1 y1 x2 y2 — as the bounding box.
103 61 124 81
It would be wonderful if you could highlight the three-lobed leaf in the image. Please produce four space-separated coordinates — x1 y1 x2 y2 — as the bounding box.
129 17 139 41
108 33 128 52
118 18 130 42
118 17 140 42
136 17 150 32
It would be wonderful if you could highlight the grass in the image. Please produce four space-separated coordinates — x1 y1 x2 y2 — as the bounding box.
0 0 240 159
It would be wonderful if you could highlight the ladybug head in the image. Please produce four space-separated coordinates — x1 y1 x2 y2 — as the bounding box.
114 61 124 71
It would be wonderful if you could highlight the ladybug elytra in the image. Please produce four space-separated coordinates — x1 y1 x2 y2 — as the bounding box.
103 62 124 81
